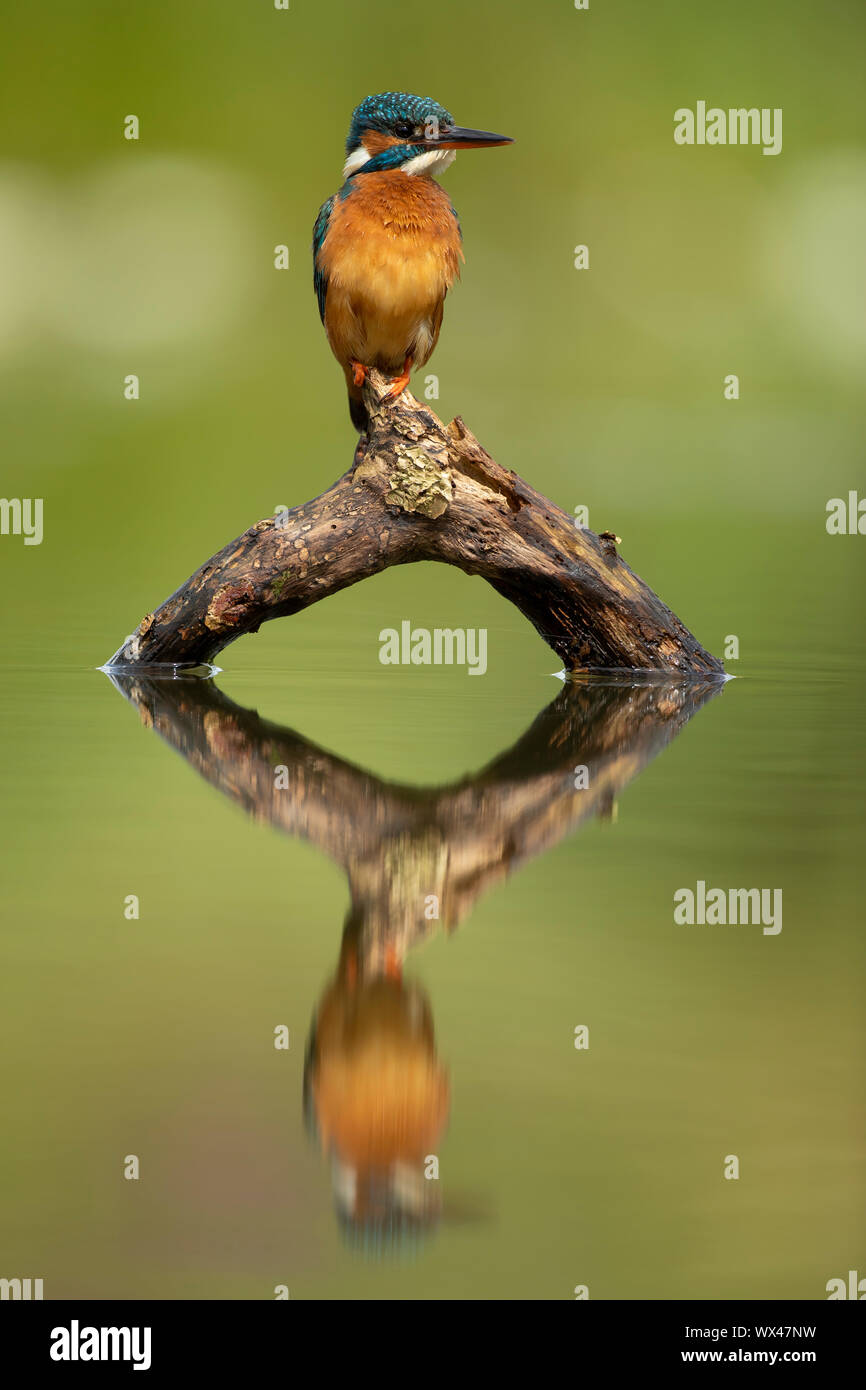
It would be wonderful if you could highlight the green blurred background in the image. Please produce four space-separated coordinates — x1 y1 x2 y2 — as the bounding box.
0 0 864 1298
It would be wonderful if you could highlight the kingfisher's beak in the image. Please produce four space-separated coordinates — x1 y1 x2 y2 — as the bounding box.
425 125 513 150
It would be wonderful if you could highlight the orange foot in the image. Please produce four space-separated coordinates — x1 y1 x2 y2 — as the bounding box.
350 359 368 389
384 356 413 402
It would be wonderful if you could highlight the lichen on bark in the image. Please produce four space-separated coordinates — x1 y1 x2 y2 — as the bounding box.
379 441 452 518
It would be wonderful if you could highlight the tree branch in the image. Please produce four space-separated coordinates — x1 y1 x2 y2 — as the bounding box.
104 372 723 675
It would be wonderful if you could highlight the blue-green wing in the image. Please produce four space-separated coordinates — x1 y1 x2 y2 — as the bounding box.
312 195 335 324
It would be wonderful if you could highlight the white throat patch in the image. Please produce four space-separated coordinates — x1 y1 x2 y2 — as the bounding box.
400 148 457 177
342 146 457 180
343 146 372 179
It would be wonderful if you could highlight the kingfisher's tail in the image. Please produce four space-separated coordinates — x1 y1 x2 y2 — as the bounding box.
348 391 368 433
343 364 369 434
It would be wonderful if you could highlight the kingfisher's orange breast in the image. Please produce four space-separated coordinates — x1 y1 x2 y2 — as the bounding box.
318 172 463 375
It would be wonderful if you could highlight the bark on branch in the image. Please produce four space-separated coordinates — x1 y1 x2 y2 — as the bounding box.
104 372 723 675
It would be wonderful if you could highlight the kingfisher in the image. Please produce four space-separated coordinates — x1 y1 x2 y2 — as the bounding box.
312 92 512 432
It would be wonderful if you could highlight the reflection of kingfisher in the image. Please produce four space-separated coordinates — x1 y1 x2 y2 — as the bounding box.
312 92 512 432
304 920 450 1255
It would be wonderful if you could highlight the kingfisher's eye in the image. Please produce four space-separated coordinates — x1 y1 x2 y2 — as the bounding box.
394 120 414 138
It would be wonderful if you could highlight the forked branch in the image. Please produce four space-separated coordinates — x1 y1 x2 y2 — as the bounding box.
104 372 722 675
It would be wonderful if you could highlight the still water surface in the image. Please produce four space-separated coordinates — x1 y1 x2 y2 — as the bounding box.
0 604 863 1300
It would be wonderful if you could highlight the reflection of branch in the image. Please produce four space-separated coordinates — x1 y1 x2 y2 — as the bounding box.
108 673 723 962
105 672 723 1257
104 372 723 676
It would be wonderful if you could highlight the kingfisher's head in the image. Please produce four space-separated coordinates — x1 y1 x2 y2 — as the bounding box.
343 91 512 180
